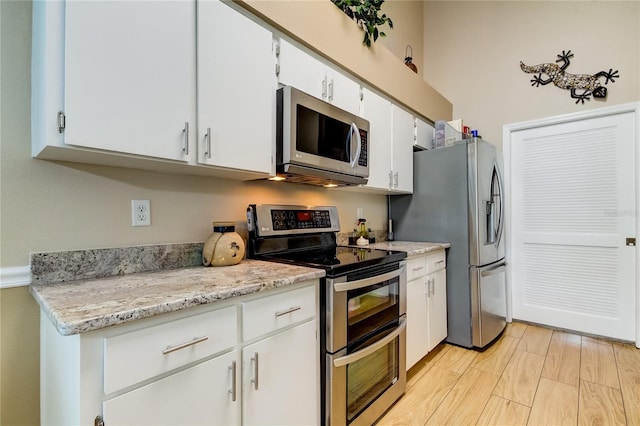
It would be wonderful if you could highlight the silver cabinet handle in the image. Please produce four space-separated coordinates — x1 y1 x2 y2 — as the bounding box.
333 268 402 293
388 171 393 188
229 360 237 402
436 260 445 265
429 277 435 296
162 335 208 355
182 122 189 156
204 127 212 159
412 266 425 272
333 317 406 367
251 352 259 390
275 306 301 317
394 172 399 188
322 77 327 99
328 78 334 101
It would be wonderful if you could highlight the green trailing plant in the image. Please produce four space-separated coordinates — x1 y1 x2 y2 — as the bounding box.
331 0 393 47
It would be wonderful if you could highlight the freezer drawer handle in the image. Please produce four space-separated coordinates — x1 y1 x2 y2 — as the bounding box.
480 262 506 277
333 317 406 367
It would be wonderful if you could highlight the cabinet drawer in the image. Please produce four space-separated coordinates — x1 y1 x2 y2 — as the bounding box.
104 306 237 394
407 256 428 281
242 284 316 342
427 250 446 273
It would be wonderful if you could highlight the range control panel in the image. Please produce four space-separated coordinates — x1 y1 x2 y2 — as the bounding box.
247 204 340 237
271 209 332 231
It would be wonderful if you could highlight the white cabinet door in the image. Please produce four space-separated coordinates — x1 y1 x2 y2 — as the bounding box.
415 117 434 150
391 105 414 193
278 39 326 100
64 1 196 161
427 269 448 351
361 88 392 190
278 39 360 115
326 68 361 115
243 320 318 426
102 351 240 426
198 0 275 175
406 276 429 370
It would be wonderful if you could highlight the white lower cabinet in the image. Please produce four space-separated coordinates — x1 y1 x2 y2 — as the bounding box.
243 321 318 426
405 251 447 370
40 281 319 426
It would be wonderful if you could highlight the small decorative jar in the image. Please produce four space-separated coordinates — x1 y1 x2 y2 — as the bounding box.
202 222 245 267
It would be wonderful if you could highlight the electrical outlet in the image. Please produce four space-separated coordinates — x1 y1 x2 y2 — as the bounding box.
131 200 151 226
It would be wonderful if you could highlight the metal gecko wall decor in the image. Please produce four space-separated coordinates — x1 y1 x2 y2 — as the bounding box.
520 50 620 104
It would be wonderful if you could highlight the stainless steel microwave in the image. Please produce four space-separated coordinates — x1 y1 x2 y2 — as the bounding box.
276 86 369 186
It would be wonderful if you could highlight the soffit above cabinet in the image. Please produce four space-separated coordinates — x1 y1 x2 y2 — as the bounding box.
236 0 453 123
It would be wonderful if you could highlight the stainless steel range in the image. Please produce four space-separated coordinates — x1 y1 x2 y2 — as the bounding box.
247 204 407 426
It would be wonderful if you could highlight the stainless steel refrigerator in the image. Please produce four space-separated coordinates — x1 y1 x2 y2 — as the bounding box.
390 138 506 348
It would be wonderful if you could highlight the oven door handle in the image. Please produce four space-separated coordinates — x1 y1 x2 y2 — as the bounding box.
333 268 402 293
333 317 406 368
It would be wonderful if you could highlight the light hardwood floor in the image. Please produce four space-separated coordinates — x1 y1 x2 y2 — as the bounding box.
378 322 640 425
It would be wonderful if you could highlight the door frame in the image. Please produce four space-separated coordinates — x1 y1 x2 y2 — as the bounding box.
503 102 640 348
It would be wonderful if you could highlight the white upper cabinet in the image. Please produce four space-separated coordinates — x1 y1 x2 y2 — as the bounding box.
197 1 275 175
360 89 414 193
277 39 361 115
415 117 435 151
360 88 392 191
64 0 196 161
391 105 414 193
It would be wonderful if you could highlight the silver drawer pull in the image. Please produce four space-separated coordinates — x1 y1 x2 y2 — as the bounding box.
229 360 237 402
412 266 425 272
162 336 208 355
436 260 445 264
251 352 259 390
275 306 301 317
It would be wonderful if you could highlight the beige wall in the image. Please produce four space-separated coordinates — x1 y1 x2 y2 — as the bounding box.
379 0 425 79
423 1 640 149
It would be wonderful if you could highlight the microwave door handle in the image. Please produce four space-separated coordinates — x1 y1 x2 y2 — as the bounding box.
349 123 362 168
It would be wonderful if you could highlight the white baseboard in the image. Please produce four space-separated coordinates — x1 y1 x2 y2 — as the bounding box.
0 265 31 289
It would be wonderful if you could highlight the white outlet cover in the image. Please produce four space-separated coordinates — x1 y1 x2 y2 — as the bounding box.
131 200 151 226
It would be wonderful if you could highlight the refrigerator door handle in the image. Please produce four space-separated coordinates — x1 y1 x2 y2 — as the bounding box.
480 261 506 277
493 164 505 248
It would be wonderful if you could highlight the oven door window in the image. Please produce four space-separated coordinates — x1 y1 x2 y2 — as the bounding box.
347 278 399 345
346 328 400 423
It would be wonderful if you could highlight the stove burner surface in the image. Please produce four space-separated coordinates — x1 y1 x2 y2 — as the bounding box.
261 246 406 276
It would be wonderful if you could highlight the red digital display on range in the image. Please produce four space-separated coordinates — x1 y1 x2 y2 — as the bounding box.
297 211 312 222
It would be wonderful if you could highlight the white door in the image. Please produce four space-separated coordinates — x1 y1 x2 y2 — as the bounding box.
102 351 240 425
64 1 196 161
197 0 275 174
509 110 636 341
242 320 318 426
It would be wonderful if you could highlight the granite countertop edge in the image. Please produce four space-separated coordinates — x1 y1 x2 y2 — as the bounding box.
30 260 325 336
365 241 450 257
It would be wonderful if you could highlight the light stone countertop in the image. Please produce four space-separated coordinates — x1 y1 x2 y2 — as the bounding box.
30 260 325 336
366 241 450 257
